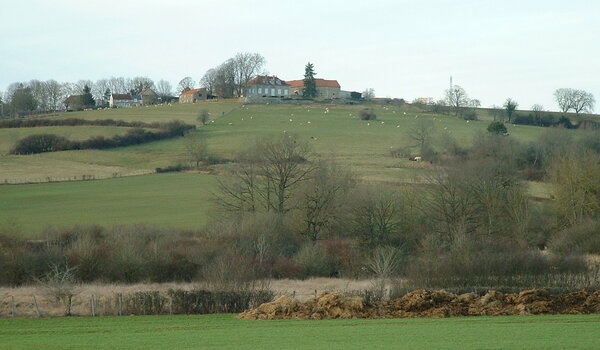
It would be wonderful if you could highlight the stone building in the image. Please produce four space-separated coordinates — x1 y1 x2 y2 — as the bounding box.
109 93 139 108
245 76 290 99
286 79 341 99
179 88 208 103
140 88 158 105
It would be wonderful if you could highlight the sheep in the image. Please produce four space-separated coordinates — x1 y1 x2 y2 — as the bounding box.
228 122 233 126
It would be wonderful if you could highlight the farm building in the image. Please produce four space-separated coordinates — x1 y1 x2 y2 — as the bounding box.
109 93 141 108
140 88 158 105
179 88 208 103
286 79 341 99
245 76 290 98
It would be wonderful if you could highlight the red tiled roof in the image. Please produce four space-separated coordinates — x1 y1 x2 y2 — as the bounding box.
180 88 206 96
246 75 289 86
286 79 341 89
111 93 132 100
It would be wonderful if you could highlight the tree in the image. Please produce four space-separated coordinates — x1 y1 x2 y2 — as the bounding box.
155 79 173 100
213 60 236 98
408 119 435 156
487 121 507 135
93 79 110 104
297 160 354 241
197 109 210 125
232 52 266 97
554 88 573 113
445 85 469 116
351 189 404 249
183 132 207 168
215 135 315 214
10 84 37 116
44 80 64 111
200 68 218 96
549 150 600 227
503 98 518 123
571 90 595 115
302 62 317 98
362 88 375 100
177 77 195 94
130 76 154 95
531 104 544 125
81 85 95 107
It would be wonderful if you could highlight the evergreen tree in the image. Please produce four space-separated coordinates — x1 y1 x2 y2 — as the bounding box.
82 85 96 107
103 88 111 101
303 62 317 98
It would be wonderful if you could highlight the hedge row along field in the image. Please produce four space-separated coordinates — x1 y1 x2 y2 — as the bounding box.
8 120 195 154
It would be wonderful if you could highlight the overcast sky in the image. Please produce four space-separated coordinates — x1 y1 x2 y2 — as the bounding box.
1 0 598 111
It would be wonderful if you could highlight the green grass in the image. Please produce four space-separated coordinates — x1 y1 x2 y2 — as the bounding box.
0 173 217 236
1 314 599 349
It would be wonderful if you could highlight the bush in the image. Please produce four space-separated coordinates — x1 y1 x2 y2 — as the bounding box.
487 121 507 135
549 220 600 254
359 109 377 120
11 134 73 154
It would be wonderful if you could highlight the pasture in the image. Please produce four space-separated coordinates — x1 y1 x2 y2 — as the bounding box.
1 314 599 349
0 173 217 236
1 101 558 184
0 101 572 235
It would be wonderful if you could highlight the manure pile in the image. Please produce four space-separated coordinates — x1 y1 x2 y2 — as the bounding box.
238 289 600 320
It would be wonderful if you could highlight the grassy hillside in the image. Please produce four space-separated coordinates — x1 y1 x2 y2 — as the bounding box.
1 314 599 349
1 102 562 183
0 101 582 234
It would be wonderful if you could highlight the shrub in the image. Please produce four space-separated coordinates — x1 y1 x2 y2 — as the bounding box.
359 109 377 120
487 121 508 135
549 220 600 254
11 134 73 154
293 243 331 277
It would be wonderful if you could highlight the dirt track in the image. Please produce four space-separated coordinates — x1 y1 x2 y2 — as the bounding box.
238 289 600 320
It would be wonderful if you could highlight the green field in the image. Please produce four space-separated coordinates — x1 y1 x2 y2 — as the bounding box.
0 173 217 236
0 101 580 235
1 314 599 349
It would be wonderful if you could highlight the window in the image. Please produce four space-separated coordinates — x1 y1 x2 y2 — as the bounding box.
258 88 262 93
278 89 281 95
271 88 275 96
284 89 288 95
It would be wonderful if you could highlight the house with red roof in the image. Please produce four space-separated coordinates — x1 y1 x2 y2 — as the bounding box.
179 88 207 103
286 78 341 99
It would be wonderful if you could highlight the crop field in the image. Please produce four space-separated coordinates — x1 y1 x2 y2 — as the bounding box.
1 314 599 349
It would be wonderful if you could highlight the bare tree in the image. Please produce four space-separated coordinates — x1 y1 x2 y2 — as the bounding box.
233 52 266 97
28 80 49 113
214 60 237 98
572 89 595 115
200 68 218 95
44 80 64 111
297 160 354 241
155 79 173 99
177 77 195 94
183 132 207 168
445 85 470 116
93 79 110 104
408 119 435 156
130 76 154 95
215 135 315 214
362 88 375 100
503 98 518 123
198 109 210 125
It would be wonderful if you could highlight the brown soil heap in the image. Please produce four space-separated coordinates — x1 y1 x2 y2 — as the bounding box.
238 289 600 320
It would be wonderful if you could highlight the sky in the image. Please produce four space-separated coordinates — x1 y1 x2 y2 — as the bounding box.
1 0 599 111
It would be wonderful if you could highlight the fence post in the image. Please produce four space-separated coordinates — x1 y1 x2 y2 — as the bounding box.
33 295 42 318
118 294 123 316
91 295 96 317
11 296 16 317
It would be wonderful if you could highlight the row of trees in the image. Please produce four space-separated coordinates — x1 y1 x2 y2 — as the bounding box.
199 52 266 98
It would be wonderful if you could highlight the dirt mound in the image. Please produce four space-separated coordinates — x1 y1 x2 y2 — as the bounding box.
238 289 600 320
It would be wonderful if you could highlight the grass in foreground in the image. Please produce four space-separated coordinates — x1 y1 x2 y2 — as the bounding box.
1 314 599 350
